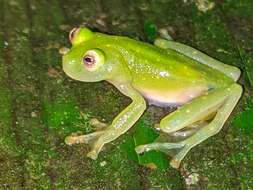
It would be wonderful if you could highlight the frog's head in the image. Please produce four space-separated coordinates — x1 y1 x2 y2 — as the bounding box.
62 27 127 82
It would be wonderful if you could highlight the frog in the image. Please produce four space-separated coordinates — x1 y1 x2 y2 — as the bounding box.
62 27 242 168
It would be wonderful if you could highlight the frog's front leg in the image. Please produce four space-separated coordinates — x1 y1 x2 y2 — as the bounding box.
65 131 105 145
136 83 242 168
65 118 108 145
79 83 146 160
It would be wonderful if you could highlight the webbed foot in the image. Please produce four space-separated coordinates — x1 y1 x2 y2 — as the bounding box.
135 142 186 168
65 131 104 145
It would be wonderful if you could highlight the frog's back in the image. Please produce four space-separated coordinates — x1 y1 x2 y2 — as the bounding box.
119 36 234 105
98 34 234 105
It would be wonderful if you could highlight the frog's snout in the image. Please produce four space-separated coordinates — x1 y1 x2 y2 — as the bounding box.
59 47 70 55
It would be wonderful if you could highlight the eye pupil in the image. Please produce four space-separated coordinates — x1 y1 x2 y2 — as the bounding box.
82 49 104 72
83 56 95 65
84 57 92 63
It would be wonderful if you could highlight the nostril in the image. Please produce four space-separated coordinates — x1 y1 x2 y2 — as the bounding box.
59 47 70 55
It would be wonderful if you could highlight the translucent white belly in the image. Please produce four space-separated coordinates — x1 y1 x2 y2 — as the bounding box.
137 87 207 107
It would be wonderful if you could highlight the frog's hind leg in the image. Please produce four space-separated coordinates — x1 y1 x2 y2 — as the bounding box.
154 38 241 81
136 83 242 168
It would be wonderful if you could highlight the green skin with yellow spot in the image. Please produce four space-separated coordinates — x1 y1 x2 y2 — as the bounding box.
63 27 242 169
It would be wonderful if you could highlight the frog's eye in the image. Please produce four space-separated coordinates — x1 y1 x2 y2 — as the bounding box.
82 49 105 72
69 27 94 46
69 27 80 43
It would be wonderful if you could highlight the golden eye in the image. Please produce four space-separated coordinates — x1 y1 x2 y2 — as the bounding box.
69 27 80 43
82 49 105 72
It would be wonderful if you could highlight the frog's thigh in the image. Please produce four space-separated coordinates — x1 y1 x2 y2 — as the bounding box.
154 38 240 81
136 84 242 168
136 89 226 157
87 94 146 160
170 83 242 168
159 88 227 134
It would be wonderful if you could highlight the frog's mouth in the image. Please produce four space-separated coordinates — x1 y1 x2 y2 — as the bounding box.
62 54 77 79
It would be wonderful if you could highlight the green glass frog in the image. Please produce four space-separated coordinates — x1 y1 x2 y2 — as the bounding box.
62 27 242 168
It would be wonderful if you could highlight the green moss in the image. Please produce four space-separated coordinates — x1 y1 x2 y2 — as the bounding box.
144 20 158 43
222 0 253 18
0 153 25 189
232 106 253 134
0 89 19 154
147 169 184 190
121 116 169 170
42 101 82 129
0 52 19 154
221 0 253 87
190 10 237 66
89 147 142 190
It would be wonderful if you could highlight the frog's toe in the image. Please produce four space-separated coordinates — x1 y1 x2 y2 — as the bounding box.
65 135 82 145
170 158 181 169
135 145 149 154
65 134 91 145
87 150 98 160
135 142 187 168
89 118 108 130
65 131 104 146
